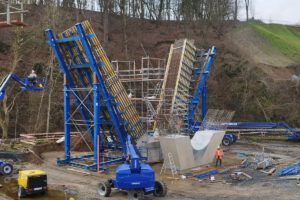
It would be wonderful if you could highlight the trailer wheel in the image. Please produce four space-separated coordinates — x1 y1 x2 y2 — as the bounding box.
128 189 144 200
18 186 26 198
153 180 167 197
222 138 231 146
97 181 111 197
1 163 13 175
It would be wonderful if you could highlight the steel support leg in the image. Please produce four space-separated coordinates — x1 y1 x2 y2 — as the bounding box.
64 76 71 159
93 74 100 163
202 86 207 120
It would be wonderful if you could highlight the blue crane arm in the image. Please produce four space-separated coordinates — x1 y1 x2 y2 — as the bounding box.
0 73 27 100
0 73 48 100
126 135 141 173
187 46 216 121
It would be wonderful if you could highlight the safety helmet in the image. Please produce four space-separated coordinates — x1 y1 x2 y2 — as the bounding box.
32 70 35 73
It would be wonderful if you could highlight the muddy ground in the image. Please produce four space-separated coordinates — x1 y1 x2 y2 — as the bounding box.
1 139 300 200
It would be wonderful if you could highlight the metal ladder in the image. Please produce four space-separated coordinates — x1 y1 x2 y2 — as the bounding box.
160 152 177 177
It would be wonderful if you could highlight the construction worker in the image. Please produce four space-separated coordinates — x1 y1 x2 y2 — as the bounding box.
28 70 37 86
215 146 223 167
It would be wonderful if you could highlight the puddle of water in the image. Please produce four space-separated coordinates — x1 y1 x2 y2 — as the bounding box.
0 176 67 200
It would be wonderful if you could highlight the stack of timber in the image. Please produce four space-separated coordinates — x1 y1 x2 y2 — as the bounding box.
20 132 79 145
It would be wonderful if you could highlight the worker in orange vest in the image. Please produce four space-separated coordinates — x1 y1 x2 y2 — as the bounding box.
215 146 224 167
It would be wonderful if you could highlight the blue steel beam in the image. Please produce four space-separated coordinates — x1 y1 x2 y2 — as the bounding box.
64 82 71 159
188 46 216 121
46 33 95 44
45 29 94 142
75 23 127 152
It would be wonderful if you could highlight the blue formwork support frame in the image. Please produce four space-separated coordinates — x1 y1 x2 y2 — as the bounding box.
46 23 130 171
188 46 216 122
93 81 100 163
64 77 71 160
75 23 127 151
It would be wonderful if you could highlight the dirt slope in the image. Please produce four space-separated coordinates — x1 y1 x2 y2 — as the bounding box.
0 5 299 137
229 27 293 67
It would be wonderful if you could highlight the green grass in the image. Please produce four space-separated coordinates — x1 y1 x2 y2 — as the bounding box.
245 23 300 57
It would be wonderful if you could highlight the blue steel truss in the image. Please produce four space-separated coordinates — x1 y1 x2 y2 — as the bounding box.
46 22 130 170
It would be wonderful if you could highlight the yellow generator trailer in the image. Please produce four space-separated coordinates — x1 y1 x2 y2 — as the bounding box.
18 169 48 198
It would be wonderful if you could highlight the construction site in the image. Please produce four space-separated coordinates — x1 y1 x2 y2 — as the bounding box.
0 1 300 200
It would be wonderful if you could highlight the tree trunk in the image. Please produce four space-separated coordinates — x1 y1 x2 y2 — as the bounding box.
103 0 110 50
140 0 144 19
245 0 249 21
157 0 164 21
234 0 238 22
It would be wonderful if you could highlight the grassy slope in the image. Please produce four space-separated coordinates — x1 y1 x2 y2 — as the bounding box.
246 23 300 57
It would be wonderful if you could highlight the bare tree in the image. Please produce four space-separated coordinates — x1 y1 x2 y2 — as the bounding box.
103 0 111 50
234 0 238 22
244 0 250 21
0 28 23 138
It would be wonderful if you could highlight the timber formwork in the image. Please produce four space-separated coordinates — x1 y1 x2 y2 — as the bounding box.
155 39 197 131
46 21 145 170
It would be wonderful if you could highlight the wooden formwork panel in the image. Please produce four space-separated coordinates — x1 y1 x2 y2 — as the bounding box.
155 39 196 129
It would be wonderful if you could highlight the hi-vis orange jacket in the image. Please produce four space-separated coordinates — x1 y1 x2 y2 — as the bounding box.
216 148 224 159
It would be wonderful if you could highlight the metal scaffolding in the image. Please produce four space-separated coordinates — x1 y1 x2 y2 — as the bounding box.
112 57 166 133
0 0 27 27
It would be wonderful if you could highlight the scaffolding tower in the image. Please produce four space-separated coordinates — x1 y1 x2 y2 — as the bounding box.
0 0 27 27
112 56 166 133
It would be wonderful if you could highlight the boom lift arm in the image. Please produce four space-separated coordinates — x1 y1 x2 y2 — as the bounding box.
0 73 48 100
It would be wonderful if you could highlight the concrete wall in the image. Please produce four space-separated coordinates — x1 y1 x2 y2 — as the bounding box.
160 135 195 170
160 130 225 170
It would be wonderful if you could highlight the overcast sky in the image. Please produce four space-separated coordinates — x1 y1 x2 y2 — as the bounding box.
239 0 300 25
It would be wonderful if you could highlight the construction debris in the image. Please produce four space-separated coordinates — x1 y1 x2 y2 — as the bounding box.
279 162 300 176
195 170 218 179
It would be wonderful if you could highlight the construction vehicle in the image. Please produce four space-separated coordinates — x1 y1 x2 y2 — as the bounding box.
17 169 48 198
186 46 299 145
0 160 13 175
97 135 167 200
0 73 48 100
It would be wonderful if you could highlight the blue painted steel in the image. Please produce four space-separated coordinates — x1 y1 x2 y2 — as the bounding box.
195 170 218 179
64 83 71 159
45 33 95 44
75 23 127 151
110 135 155 193
93 83 100 163
46 23 133 170
201 86 207 120
0 73 48 100
188 46 216 122
278 162 300 176
46 29 94 141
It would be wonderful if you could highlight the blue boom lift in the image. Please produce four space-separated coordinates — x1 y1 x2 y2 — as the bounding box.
0 73 47 174
97 135 167 200
187 47 299 145
0 73 48 100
